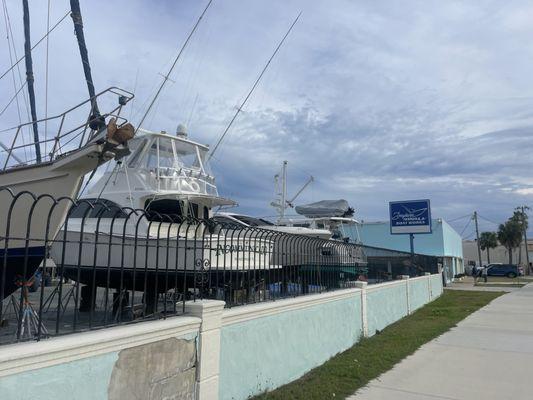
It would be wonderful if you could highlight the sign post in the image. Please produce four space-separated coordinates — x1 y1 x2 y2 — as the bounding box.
389 199 432 275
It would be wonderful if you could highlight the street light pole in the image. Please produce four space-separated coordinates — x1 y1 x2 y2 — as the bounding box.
521 206 530 275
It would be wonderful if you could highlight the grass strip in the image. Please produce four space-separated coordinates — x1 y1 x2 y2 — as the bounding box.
254 290 503 400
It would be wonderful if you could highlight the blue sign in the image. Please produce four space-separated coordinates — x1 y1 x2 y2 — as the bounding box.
389 199 432 234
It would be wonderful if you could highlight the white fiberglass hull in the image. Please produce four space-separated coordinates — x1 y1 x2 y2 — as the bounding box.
0 144 107 299
50 229 280 292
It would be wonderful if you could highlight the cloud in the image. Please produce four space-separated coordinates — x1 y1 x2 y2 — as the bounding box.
1 0 533 236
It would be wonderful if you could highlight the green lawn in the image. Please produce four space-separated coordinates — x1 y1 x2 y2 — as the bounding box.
475 282 525 288
254 290 503 400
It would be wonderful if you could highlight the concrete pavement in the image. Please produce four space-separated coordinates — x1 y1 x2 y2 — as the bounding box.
348 284 533 400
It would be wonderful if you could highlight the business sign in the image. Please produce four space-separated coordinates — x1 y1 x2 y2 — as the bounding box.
389 199 432 234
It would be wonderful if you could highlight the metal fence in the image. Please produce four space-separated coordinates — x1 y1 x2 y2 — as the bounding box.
364 245 440 282
0 188 438 345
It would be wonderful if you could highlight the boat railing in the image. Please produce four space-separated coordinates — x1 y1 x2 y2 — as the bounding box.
0 87 134 171
0 187 440 346
150 170 218 196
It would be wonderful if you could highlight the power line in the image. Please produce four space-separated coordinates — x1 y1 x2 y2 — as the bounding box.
460 215 472 236
447 214 472 223
477 214 500 226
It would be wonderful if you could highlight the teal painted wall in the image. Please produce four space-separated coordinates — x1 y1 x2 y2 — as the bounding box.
219 295 362 400
442 220 464 259
366 283 408 335
1 352 118 400
356 219 462 258
409 278 429 311
0 330 199 400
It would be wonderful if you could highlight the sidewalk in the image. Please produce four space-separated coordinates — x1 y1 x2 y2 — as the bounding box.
348 284 533 400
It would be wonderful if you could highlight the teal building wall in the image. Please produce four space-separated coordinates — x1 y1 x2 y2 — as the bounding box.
354 219 461 258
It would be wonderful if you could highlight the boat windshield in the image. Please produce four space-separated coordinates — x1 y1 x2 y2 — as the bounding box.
127 135 212 176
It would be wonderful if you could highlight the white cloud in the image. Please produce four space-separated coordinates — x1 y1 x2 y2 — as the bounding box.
2 0 533 234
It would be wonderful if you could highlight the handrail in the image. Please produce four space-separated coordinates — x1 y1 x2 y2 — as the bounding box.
1 87 134 171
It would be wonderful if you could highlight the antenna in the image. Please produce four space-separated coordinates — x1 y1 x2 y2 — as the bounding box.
135 0 214 134
208 11 302 160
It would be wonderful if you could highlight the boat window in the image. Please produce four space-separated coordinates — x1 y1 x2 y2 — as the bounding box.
127 138 148 168
212 216 244 229
145 199 183 222
231 215 274 227
69 199 127 219
145 140 159 170
174 140 204 172
158 137 177 169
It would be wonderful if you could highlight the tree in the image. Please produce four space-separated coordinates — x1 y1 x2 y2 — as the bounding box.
498 219 523 264
479 231 498 264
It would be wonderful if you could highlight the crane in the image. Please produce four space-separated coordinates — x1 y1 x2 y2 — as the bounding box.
270 161 314 223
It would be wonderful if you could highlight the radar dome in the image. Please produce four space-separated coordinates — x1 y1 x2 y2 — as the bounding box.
176 124 188 137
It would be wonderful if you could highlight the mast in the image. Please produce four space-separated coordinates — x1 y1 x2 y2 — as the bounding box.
22 0 41 163
69 0 99 119
281 160 287 221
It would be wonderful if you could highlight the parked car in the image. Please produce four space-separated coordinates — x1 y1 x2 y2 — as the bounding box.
484 264 523 278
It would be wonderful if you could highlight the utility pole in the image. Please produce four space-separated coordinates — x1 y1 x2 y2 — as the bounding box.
474 211 483 269
521 206 530 275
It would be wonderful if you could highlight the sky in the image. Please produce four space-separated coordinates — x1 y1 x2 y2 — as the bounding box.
1 0 533 238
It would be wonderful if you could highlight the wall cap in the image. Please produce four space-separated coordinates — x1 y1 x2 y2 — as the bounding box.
0 316 201 378
222 288 361 327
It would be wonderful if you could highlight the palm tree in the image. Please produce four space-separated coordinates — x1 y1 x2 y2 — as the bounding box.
479 231 498 264
498 219 523 264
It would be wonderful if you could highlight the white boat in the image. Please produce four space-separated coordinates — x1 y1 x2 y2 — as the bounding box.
1 89 135 300
1 2 136 301
50 126 283 296
212 212 333 239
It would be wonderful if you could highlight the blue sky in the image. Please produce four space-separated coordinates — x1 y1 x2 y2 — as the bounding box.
1 0 533 238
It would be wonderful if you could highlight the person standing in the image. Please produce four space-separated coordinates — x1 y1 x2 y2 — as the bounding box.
482 266 488 283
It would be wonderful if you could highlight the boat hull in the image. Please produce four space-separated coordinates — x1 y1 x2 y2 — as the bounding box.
0 144 106 299
51 230 280 292
0 246 46 300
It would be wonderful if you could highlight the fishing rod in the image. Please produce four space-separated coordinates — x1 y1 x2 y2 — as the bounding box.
208 11 302 161
135 0 214 134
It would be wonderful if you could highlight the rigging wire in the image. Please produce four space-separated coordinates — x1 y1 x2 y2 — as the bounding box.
1 0 28 161
209 11 302 160
0 80 26 117
135 0 214 134
0 9 69 82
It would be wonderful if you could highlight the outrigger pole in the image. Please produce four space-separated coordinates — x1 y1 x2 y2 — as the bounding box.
208 12 302 161
135 0 214 134
22 0 41 163
69 0 100 127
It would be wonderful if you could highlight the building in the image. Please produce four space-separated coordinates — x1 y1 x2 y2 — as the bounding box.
462 239 533 268
349 219 464 282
